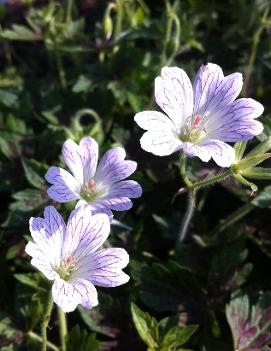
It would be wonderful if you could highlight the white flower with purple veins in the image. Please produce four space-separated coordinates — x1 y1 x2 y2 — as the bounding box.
25 205 129 312
134 63 264 167
45 137 142 216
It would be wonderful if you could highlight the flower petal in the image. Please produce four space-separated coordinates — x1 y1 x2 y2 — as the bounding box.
134 111 176 131
25 242 59 280
45 166 81 203
79 137 99 183
193 63 224 115
109 180 142 198
201 139 235 167
97 197 133 211
193 63 243 116
182 142 212 162
95 147 137 184
63 206 110 259
206 98 264 142
140 130 182 156
52 278 98 312
62 139 84 184
27 206 65 271
75 200 114 220
75 248 129 288
155 66 193 130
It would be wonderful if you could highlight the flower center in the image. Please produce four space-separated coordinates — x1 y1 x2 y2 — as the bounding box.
79 179 100 202
58 255 75 280
179 114 206 143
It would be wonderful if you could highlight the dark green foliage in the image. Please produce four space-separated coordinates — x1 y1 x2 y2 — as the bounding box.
1 0 271 350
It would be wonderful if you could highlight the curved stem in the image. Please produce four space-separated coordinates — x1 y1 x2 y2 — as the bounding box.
190 170 232 190
180 153 193 188
58 307 67 351
176 190 195 252
42 294 54 351
28 331 59 351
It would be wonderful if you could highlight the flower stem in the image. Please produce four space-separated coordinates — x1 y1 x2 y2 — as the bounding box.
28 331 59 351
42 294 54 351
243 5 270 96
190 170 232 190
208 202 254 238
58 307 67 351
180 153 193 188
176 190 195 252
66 0 73 23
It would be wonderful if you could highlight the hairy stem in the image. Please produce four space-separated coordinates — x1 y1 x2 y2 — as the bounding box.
190 170 232 190
42 294 54 351
58 307 67 351
180 154 193 188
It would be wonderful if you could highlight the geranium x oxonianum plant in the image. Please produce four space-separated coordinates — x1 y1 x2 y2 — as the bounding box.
45 137 142 218
134 63 264 167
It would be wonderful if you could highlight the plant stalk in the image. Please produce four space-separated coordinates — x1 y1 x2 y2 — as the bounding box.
28 331 59 351
58 307 67 351
42 294 54 351
176 190 195 252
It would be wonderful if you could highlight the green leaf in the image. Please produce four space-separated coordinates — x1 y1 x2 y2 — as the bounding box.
22 159 47 189
11 188 48 212
72 75 93 93
252 186 271 208
0 24 41 41
67 325 102 351
131 303 159 348
14 273 47 292
161 325 198 350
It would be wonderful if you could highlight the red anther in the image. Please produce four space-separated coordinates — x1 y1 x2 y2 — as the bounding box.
192 114 202 128
65 255 74 266
86 179 96 191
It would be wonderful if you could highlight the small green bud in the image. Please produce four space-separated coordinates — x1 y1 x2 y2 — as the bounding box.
103 3 115 40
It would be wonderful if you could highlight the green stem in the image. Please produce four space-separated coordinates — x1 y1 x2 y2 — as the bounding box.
161 0 173 67
176 190 195 252
243 6 270 96
180 153 193 188
58 307 67 351
66 0 73 23
28 331 59 351
55 52 67 90
42 294 54 351
209 202 254 238
190 170 232 191
114 0 124 42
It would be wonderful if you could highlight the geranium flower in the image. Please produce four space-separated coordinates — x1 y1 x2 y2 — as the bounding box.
25 205 129 312
45 137 142 216
134 63 264 167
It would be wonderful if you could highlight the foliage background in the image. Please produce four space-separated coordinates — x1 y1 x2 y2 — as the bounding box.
1 0 271 350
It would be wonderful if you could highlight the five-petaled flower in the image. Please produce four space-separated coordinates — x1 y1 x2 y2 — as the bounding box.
25 205 129 312
134 63 264 167
45 137 142 217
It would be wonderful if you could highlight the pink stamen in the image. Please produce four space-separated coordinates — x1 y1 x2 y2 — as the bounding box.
192 114 202 128
65 255 74 266
85 179 96 191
